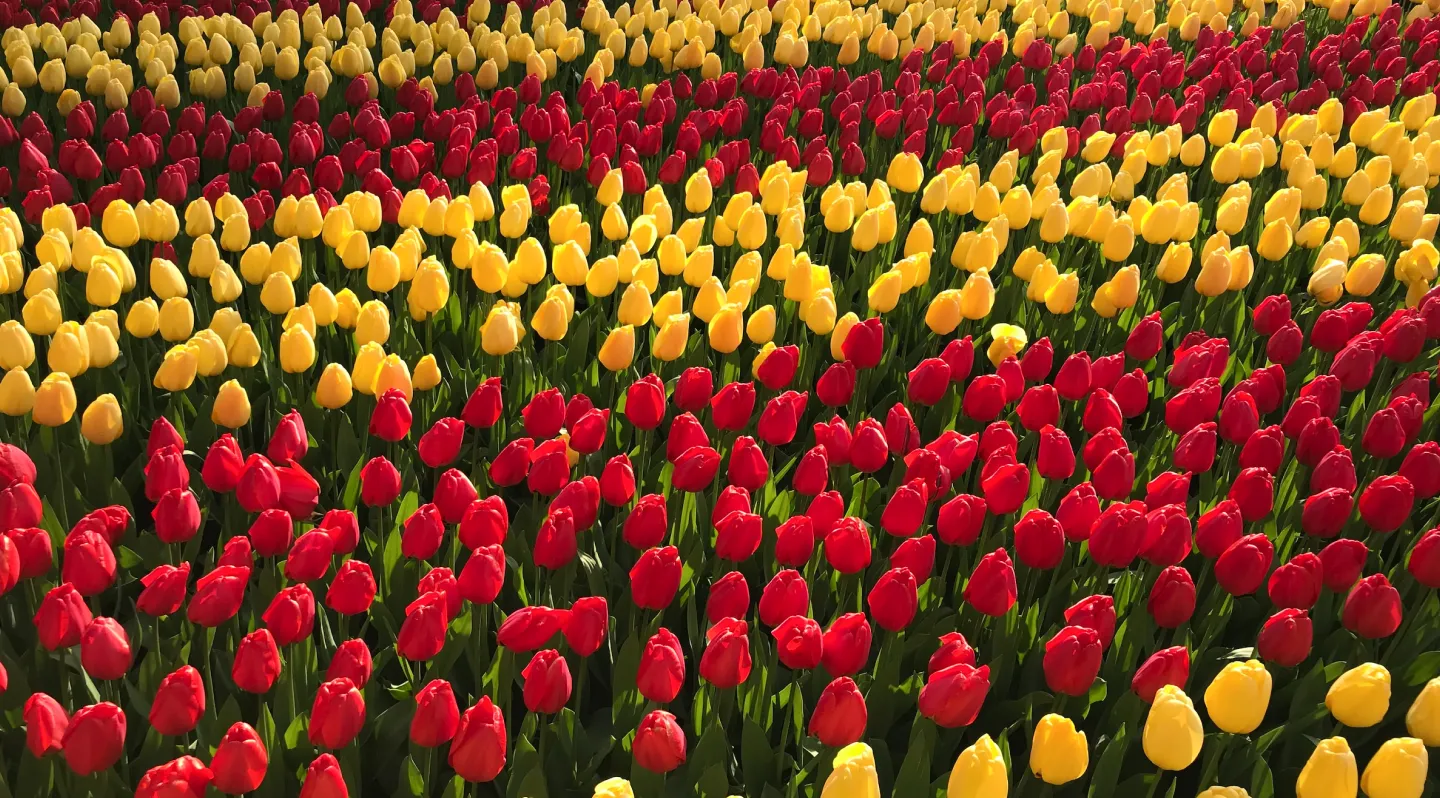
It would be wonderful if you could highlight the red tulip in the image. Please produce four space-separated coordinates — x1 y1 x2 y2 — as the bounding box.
202 435 246 493
821 612 872 677
534 508 578 570
726 436 770 492
397 592 449 661
433 469 477 524
149 666 205 736
61 530 115 597
1318 538 1369 593
1044 625 1103 696
522 388 565 438
622 495 667 549
1253 295 1292 334
1358 475 1415 532
1088 502 1145 567
867 567 918 632
633 710 687 773
630 546 682 609
758 391 806 446
637 628 686 703
710 382 757 431
263 584 316 646
5 526 51 579
1014 509 1064 569
1215 534 1274 596
137 757 213 798
1148 566 1196 628
810 677 868 746
672 446 721 492
449 697 506 782
907 358 952 406
964 548 1017 616
1267 553 1322 609
319 509 361 555
817 361 857 406
891 534 936 584
411 680 461 747
521 649 572 714
981 462 1030 514
1257 608 1312 667
673 367 713 411
1132 647 1190 703
462 378 503 428
625 375 667 430
309 677 365 749
62 702 126 776
841 318 885 368
358 457 402 507
247 508 295 558
370 389 413 442
1341 574 1402 638
299 754 348 798
232 629 282 694
880 479 928 537
1409 527 1440 588
326 561 376 616
1312 446 1358 494
1126 312 1163 360
1065 595 1116 648
145 446 189 502
918 663 991 728
188 565 250 628
79 617 131 680
24 693 68 757
1172 422 1217 473
757 345 800 389
459 496 508 550
824 518 873 574
268 410 308 463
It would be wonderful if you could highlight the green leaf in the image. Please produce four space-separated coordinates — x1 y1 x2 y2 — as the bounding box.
697 764 730 798
891 718 936 798
1087 724 1129 798
1403 651 1440 686
741 718 774 793
400 756 424 798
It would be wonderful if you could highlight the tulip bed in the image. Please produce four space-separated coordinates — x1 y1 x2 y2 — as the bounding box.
5 0 1440 795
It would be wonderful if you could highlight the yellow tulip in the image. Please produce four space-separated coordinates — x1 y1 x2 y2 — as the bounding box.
0 368 36 416
1326 663 1391 728
1143 686 1203 771
741 304 775 343
868 270 903 313
480 303 525 356
1407 678 1440 746
374 354 413 401
1359 185 1394 226
1209 109 1239 146
1195 251 1233 297
593 777 634 798
645 311 687 361
278 326 315 374
124 298 160 338
708 304 743 354
599 325 635 371
685 170 713 213
188 329 227 377
154 345 198 392
886 152 924 193
1296 738 1358 798
955 270 993 321
1197 788 1251 798
1045 273 1080 314
47 321 90 378
1031 714 1087 785
1102 219 1135 262
406 355 439 394
158 297 194 342
0 321 35 370
821 743 880 798
1360 738 1427 798
412 260 451 316
1345 254 1388 296
23 288 63 336
101 200 140 247
32 373 77 427
79 394 123 444
1082 131 1116 162
353 300 390 347
925 290 963 335
987 323 1028 366
531 297 570 342
310 363 353 409
947 734 1008 798
258 271 295 315
212 380 251 429
737 205 767 250
1256 220 1293 261
1204 660 1272 734
83 320 118 370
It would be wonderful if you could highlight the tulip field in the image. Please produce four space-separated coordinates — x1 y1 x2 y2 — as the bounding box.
7 0 1440 796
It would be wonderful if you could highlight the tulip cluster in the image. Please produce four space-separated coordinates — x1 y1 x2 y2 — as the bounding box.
3 0 1440 795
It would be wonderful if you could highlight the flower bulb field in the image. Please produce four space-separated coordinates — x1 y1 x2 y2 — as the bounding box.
1 0 1440 795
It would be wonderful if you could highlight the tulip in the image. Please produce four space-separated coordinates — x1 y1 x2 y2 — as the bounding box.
1359 738 1427 798
79 617 131 680
309 678 365 749
1407 678 1440 746
1143 686 1203 770
1204 660 1272 734
810 677 868 747
1296 738 1358 798
61 702 126 776
1133 646 1191 704
1342 574 1403 639
1327 663 1392 728
1031 714 1088 785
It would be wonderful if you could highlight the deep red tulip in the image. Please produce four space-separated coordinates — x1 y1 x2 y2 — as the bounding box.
79 617 131 680
809 677 868 747
631 547 682 610
522 388 565 438
210 722 269 794
623 495 667 550
674 368 714 411
358 457 401 507
411 680 461 747
1341 574 1402 638
137 757 213 798
202 435 246 493
370 390 412 442
964 548 1017 616
1132 647 1190 703
821 612 872 677
907 358 952 406
418 418 465 469
626 375 667 430
1088 502 1146 567
308 677 365 749
521 649 572 714
705 571 750 624
637 628 686 703
633 711 687 773
918 663 991 728
449 697 506 782
866 567 918 632
1044 625 1103 696
326 640 373 689
268 410 308 463
1257 608 1312 667
1319 538 1369 593
1056 483 1100 542
564 596 608 657
1172 422 1217 473
963 375 1007 421
1014 509 1064 570
149 666 204 736
1148 566 1196 628
1228 467 1274 521
757 345 800 389
1065 595 1116 648
462 378 503 428
672 446 721 492
325 560 376 616
247 508 295 558
824 517 873 574
1358 475 1415 532
710 382 757 431
1215 534 1275 596
263 584 316 647
1266 552 1322 610
188 565 250 628
1126 312 1163 360
842 318 885 368
62 702 126 776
